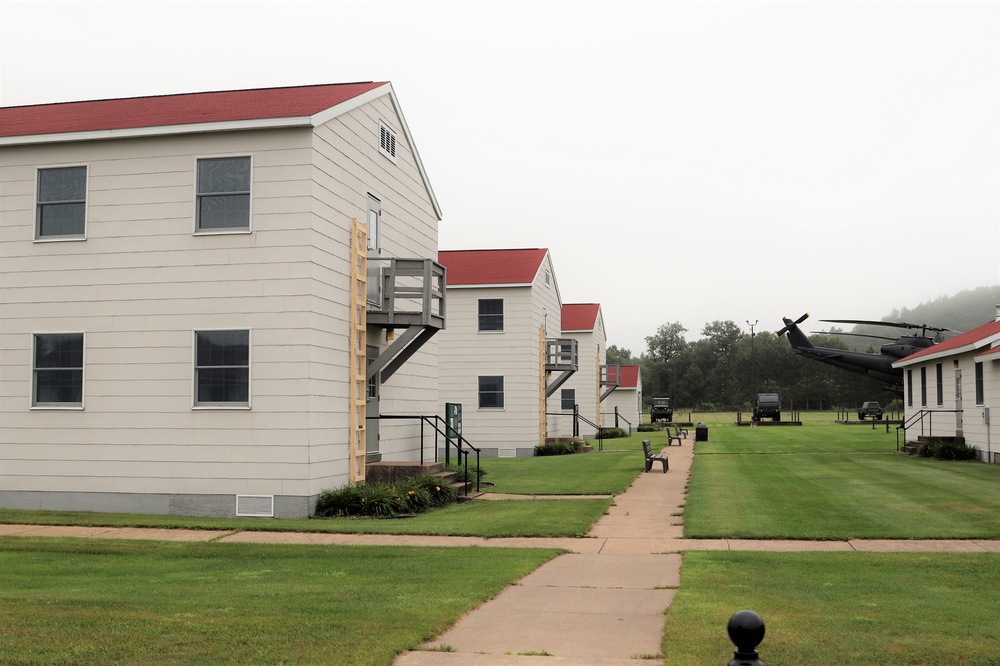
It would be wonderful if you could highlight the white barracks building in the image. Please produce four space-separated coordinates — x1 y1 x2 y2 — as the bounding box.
0 83 446 518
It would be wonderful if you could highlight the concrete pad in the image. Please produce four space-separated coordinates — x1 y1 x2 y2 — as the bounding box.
848 539 993 552
483 537 606 553
587 524 685 540
0 525 228 541
219 532 487 547
519 553 681 589
594 538 716 554
88 527 229 542
974 540 1000 552
423 605 667 661
396 652 648 666
727 539 854 552
475 585 674 616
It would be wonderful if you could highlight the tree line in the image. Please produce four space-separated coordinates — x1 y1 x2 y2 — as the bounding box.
607 287 999 412
608 320 894 412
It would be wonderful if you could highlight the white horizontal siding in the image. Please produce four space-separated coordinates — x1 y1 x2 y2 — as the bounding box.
0 93 442 509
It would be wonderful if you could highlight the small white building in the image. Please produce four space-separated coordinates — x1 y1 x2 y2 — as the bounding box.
548 303 610 439
0 82 445 517
437 249 567 457
602 365 642 433
892 307 1000 463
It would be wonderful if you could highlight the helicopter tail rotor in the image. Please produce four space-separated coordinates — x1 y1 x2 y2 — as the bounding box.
776 313 809 338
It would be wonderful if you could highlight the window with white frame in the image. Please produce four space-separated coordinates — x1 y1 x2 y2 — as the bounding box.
36 166 87 239
920 366 927 407
367 194 380 253
194 330 250 406
561 388 576 411
907 369 913 407
478 299 504 332
379 121 397 161
936 363 944 406
196 157 251 231
478 375 504 409
975 362 984 405
33 333 84 406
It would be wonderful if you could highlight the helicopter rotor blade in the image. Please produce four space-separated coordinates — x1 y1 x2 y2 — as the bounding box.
821 319 958 334
811 331 896 341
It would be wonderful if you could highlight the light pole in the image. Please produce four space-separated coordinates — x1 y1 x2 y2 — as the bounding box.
746 320 758 413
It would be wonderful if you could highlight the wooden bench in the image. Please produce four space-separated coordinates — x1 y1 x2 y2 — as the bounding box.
642 440 668 472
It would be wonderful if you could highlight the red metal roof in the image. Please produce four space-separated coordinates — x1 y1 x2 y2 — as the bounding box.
438 249 549 286
0 82 387 138
618 365 640 388
561 303 600 331
894 319 1000 365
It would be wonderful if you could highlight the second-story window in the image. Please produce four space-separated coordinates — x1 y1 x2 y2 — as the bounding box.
36 166 87 239
196 157 251 232
478 299 503 332
367 195 380 253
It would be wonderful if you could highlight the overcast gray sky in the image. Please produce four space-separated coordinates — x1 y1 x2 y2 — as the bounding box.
2 1 998 356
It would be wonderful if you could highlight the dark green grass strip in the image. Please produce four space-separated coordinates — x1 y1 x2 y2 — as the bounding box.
0 537 560 666
0 498 612 539
665 552 1000 665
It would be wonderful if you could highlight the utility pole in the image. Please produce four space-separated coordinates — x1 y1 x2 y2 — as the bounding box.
746 320 758 412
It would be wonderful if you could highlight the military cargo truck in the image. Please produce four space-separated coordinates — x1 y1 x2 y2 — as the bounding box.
753 393 781 422
649 397 674 423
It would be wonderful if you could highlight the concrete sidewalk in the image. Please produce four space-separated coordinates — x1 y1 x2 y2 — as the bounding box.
394 439 692 666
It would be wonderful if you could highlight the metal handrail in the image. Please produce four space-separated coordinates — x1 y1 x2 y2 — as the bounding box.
895 408 964 452
368 414 481 493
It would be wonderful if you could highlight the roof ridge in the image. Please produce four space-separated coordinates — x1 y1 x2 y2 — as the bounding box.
1 82 381 110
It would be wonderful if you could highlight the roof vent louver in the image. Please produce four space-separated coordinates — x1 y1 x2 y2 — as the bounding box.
380 122 397 161
236 495 274 518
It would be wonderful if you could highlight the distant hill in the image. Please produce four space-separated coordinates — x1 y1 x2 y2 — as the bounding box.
849 286 1000 342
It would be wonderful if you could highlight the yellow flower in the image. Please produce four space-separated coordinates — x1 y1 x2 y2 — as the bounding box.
408 490 415 495
435 486 441 491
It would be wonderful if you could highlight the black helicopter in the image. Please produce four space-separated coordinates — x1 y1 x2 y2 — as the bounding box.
775 313 956 394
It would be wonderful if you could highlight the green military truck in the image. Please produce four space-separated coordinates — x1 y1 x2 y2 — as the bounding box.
752 393 781 422
857 401 884 420
649 397 674 423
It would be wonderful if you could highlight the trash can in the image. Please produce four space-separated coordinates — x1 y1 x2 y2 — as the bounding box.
695 422 708 442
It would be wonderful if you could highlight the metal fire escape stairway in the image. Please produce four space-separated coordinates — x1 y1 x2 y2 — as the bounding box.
545 338 578 397
366 258 446 384
600 364 621 401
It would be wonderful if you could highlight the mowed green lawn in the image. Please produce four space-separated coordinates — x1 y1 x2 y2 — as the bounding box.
479 434 651 495
665 551 1000 665
0 537 560 666
685 415 1000 539
0 434 654 538
671 415 1000 663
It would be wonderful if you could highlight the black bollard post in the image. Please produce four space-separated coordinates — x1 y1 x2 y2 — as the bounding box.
727 610 765 666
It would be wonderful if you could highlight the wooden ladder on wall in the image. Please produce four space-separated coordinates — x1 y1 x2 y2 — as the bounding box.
349 218 368 483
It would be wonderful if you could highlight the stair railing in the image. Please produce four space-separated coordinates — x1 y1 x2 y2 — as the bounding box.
367 414 481 493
